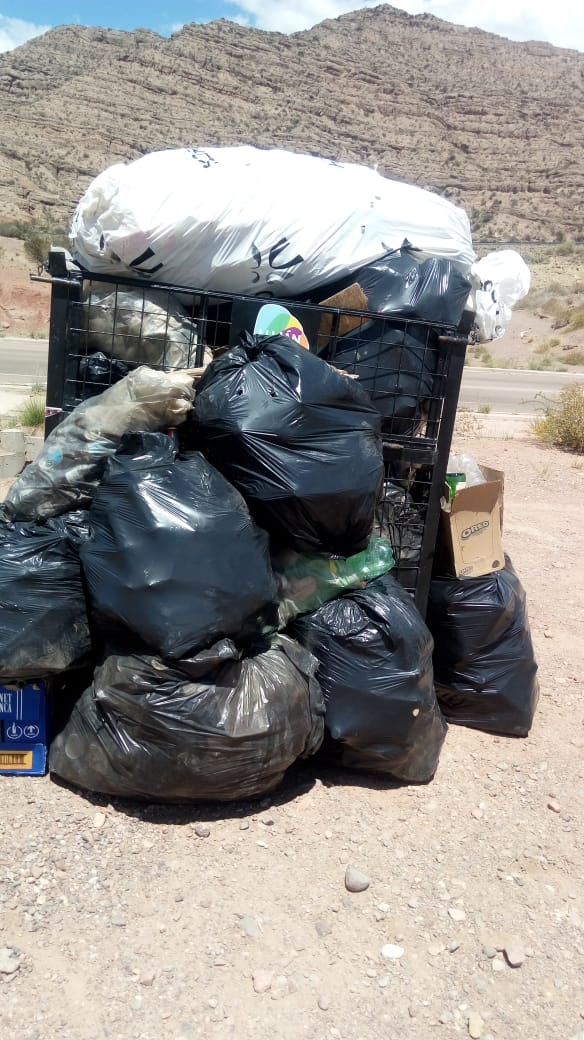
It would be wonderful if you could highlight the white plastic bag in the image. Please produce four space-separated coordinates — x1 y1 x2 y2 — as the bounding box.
70 146 475 296
472 250 531 341
82 284 206 369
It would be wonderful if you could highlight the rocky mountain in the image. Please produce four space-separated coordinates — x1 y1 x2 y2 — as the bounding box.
0 6 583 241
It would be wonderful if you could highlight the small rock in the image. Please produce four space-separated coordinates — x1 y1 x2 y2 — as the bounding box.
315 919 332 938
449 941 461 953
256 841 268 849
345 866 370 893
377 976 390 988
0 948 22 976
93 812 106 829
130 995 143 1011
239 821 250 831
492 957 505 972
547 800 561 814
140 970 156 987
252 970 273 994
468 1011 484 1038
448 907 466 922
111 912 128 928
428 943 443 956
381 944 404 959
194 824 211 838
377 902 390 913
504 938 526 968
482 946 497 959
318 995 331 1011
240 916 261 939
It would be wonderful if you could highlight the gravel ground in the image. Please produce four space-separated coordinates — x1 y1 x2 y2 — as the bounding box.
1 434 584 1040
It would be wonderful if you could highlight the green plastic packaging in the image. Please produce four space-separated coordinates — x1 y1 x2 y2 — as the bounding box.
274 536 395 628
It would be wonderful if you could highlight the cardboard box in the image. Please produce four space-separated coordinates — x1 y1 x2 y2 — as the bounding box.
439 465 504 579
0 681 49 776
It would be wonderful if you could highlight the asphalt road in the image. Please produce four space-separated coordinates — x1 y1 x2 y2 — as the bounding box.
0 338 583 415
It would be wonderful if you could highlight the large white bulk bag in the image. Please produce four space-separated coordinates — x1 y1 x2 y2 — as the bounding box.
70 146 475 296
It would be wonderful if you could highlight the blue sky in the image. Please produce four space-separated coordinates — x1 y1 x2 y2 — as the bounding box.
1 1 582 53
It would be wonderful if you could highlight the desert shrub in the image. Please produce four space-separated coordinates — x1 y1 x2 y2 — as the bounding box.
533 385 584 453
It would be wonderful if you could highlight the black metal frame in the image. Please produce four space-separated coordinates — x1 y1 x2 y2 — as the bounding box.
43 248 469 617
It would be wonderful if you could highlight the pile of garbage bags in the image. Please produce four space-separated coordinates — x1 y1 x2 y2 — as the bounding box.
0 345 447 800
0 146 538 802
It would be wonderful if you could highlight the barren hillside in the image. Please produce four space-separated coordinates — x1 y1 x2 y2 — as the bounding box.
0 7 583 239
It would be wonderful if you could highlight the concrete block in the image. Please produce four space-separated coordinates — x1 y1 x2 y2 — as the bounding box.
0 451 25 480
25 435 44 462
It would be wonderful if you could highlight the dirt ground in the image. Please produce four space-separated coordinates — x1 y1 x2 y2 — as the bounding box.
1 431 583 1040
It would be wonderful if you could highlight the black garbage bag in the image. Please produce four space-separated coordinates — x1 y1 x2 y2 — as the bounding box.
49 635 325 802
0 512 92 680
77 351 129 398
81 433 277 660
194 334 384 556
375 479 423 567
328 321 436 438
291 573 446 783
302 251 470 439
308 249 471 328
427 558 539 736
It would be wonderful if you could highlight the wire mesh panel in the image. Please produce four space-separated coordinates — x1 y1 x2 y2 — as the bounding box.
44 255 468 615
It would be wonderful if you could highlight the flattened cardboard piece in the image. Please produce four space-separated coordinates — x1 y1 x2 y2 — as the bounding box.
317 283 369 349
439 466 505 579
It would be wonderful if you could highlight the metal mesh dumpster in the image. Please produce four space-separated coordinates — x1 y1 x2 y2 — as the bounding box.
43 248 470 617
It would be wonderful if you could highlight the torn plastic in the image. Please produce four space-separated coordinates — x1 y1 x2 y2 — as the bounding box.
291 573 446 783
427 558 539 736
81 433 277 660
49 635 325 802
273 536 395 628
195 333 384 556
2 367 195 522
0 512 92 680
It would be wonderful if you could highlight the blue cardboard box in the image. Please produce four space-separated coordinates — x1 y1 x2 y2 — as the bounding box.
0 682 49 776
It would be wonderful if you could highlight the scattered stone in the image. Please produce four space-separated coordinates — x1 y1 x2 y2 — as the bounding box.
129 995 143 1011
111 911 128 928
408 1005 418 1018
449 941 461 953
318 995 331 1011
0 948 22 976
194 824 211 838
381 944 404 959
240 916 261 939
428 943 444 956
239 821 250 831
448 907 467 922
345 866 370 893
547 800 561 814
140 970 156 987
482 946 497 959
315 919 332 938
492 957 505 972
214 957 226 966
93 812 106 829
468 1011 484 1038
504 938 526 968
256 841 268 849
377 903 390 913
252 970 273 994
377 976 390 989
